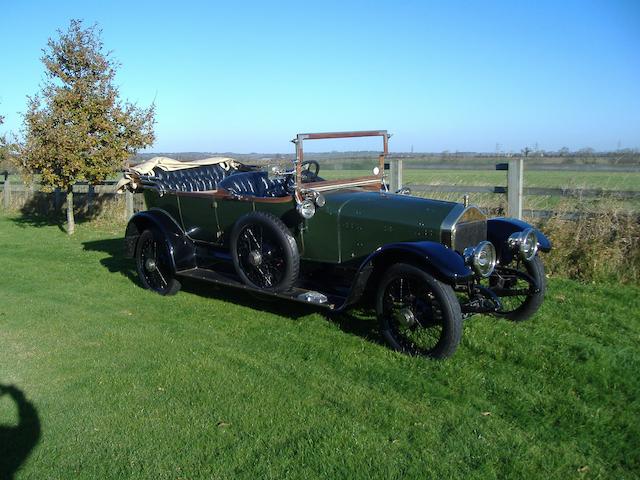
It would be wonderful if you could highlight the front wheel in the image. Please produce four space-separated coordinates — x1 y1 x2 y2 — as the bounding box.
135 229 181 296
230 212 299 293
490 255 546 321
376 263 463 359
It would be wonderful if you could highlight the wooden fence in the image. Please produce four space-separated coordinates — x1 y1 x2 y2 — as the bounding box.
2 160 639 221
388 157 640 219
0 176 143 220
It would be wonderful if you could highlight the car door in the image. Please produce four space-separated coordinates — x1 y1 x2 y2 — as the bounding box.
176 192 220 243
214 196 255 241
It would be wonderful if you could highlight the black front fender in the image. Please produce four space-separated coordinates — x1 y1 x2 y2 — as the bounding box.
338 241 473 311
124 208 196 272
487 217 551 264
366 241 474 284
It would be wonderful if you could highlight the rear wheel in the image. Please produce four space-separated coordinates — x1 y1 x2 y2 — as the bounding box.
376 263 463 359
135 229 181 295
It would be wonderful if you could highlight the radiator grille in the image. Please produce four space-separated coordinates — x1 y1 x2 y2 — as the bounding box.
453 220 487 253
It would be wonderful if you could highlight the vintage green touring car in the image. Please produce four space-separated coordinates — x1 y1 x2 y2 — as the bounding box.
121 130 551 358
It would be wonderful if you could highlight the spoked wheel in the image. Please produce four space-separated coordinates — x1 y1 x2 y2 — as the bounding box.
230 212 299 293
489 255 546 321
135 229 181 295
376 263 463 359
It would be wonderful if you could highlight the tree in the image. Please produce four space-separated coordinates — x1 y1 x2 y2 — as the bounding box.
0 112 14 174
20 20 155 234
0 112 5 167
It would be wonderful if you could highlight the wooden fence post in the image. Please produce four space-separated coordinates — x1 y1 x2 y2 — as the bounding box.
54 188 62 211
2 174 11 210
389 158 403 192
507 157 523 219
124 189 134 221
388 158 396 191
87 184 95 215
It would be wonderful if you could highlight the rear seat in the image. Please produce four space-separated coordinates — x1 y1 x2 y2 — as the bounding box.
151 164 236 192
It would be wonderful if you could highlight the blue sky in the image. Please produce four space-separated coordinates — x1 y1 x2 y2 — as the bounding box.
1 0 638 153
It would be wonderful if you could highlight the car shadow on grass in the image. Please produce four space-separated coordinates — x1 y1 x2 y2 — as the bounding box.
82 238 138 283
180 278 385 346
0 385 41 480
82 237 384 347
179 278 379 337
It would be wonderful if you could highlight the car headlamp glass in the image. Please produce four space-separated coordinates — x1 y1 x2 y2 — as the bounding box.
464 241 497 278
508 228 538 261
297 199 316 219
521 229 538 260
314 192 326 207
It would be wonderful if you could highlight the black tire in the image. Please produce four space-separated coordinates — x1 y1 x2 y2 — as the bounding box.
376 263 463 359
493 255 546 321
230 211 299 293
135 229 181 296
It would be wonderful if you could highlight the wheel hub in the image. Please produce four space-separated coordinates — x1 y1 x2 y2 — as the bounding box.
395 307 416 328
248 250 263 266
145 258 157 272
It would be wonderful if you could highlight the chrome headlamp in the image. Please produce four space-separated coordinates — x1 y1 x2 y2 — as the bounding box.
312 191 326 207
297 199 316 219
463 241 497 278
508 228 538 261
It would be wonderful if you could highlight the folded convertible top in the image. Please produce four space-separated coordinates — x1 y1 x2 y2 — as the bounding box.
116 156 239 193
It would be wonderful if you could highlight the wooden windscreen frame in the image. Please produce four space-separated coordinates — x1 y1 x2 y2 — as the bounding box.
292 130 389 200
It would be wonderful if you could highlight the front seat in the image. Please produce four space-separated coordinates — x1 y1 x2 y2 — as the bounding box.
218 171 268 197
218 171 293 198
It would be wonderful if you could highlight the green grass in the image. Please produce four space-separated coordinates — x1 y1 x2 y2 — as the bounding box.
1 215 639 479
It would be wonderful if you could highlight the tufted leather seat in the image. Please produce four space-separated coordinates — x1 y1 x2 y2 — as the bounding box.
217 171 294 198
151 164 234 192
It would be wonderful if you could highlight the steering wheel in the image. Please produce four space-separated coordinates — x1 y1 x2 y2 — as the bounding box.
300 160 321 182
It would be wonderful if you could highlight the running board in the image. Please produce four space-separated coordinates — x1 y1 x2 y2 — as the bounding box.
176 267 343 309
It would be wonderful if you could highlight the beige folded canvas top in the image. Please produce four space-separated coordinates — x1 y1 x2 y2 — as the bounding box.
116 156 239 193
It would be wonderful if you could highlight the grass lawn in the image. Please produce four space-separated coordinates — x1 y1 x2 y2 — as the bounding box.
1 214 639 479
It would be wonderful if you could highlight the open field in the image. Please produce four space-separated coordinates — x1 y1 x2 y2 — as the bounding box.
321 168 640 191
402 169 640 213
1 215 639 479
318 169 640 213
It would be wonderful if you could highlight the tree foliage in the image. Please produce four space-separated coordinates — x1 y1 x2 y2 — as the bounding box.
0 113 16 174
20 20 155 232
0 113 5 167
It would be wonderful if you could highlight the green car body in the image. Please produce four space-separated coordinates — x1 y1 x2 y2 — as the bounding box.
123 130 551 358
144 187 460 264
